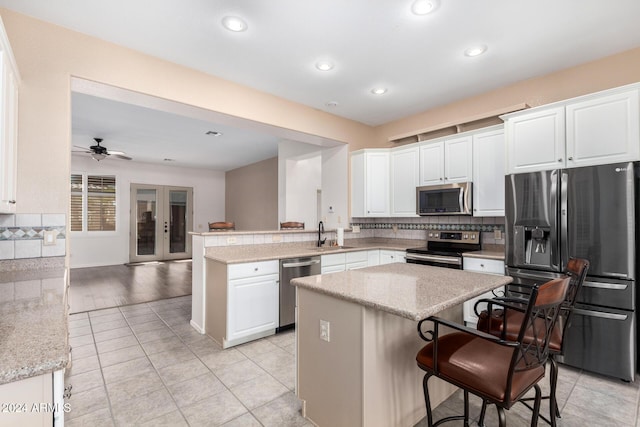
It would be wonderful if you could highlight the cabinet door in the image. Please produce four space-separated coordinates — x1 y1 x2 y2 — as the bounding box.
444 136 472 183
365 151 389 216
419 141 444 186
379 250 405 264
321 264 346 274
367 250 380 266
350 152 365 217
472 129 505 217
566 90 640 168
0 62 18 213
462 258 505 326
390 146 419 216
227 274 278 342
506 107 565 173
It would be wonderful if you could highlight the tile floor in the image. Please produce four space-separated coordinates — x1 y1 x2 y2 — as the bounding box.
66 295 640 426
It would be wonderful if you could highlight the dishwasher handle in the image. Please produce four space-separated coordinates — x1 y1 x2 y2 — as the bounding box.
282 259 321 268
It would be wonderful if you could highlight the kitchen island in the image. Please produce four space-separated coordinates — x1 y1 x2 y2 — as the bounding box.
291 263 512 427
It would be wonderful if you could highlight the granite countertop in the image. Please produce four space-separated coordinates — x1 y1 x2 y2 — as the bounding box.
204 238 421 264
191 227 353 236
291 263 512 321
0 258 69 385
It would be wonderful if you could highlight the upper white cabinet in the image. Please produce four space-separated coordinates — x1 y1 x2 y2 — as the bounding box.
504 85 640 173
351 150 390 217
0 17 19 214
419 135 472 186
472 127 506 217
505 107 565 174
566 90 640 168
390 145 419 217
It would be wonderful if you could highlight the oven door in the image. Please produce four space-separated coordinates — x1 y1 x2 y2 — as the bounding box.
405 253 462 269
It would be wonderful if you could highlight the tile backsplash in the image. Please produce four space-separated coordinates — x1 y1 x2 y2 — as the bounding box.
0 214 66 260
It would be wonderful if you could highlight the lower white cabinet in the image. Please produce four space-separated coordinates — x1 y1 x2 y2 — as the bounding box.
379 250 406 265
462 257 505 327
206 259 279 348
0 369 65 426
322 250 380 273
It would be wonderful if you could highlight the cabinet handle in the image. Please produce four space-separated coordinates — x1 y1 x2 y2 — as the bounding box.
254 267 258 271
439 177 443 181
568 156 573 160
3 200 16 204
480 264 485 268
557 158 563 162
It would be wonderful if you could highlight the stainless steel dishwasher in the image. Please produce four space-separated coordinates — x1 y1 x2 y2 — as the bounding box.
278 256 321 332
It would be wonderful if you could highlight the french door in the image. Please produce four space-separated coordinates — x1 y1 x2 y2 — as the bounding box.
129 184 193 263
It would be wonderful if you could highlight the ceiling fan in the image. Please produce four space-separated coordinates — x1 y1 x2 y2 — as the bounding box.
73 138 132 161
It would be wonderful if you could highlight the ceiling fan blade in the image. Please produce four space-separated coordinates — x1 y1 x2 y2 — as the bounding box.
110 153 132 161
107 150 126 155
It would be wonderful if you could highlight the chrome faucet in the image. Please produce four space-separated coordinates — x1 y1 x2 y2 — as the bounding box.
317 221 326 247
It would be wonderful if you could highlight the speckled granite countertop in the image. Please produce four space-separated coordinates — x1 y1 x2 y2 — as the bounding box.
291 263 512 321
204 238 421 264
0 257 69 385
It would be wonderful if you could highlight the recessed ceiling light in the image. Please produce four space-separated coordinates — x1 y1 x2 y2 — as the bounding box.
315 61 334 71
411 0 439 15
221 16 248 32
163 158 175 162
206 131 223 136
464 45 488 57
371 88 388 95
325 101 339 108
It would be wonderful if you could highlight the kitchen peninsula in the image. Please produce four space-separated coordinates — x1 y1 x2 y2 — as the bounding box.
292 263 512 427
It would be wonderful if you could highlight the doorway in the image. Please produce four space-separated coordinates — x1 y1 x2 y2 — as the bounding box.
129 184 193 263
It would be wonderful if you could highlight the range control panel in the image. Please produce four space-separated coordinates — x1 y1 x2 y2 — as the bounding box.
426 231 480 245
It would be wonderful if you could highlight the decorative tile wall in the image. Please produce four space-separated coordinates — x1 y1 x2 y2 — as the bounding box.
0 214 66 260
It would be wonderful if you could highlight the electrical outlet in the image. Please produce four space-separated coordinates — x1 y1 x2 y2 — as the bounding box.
320 319 330 342
352 225 360 233
272 234 282 242
392 224 398 233
43 230 57 246
494 229 502 240
226 236 237 244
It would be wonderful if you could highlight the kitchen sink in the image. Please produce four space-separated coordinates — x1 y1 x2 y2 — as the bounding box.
312 246 355 252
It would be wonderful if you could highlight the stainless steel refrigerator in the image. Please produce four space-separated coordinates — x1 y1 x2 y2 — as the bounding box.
505 162 637 381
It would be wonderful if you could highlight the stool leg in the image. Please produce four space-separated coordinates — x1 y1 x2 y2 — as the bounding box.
531 384 542 427
497 406 507 427
423 373 434 427
463 390 469 427
549 356 559 426
478 400 488 427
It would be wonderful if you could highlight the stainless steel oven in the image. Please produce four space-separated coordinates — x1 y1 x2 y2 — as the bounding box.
406 232 480 269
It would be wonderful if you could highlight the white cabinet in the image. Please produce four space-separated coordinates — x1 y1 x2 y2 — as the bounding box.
351 150 390 217
367 250 380 266
462 257 505 327
321 253 346 274
566 89 640 168
390 145 419 217
419 136 472 186
0 370 65 426
226 260 279 347
346 251 369 270
0 17 19 213
322 250 374 272
379 250 405 265
504 85 640 173
472 127 506 217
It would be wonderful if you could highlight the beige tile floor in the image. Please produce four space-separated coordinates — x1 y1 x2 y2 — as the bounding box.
66 295 640 426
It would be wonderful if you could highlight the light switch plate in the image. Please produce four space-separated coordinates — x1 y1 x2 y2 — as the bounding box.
43 230 57 246
494 229 502 240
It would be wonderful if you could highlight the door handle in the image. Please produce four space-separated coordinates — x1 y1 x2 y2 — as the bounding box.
583 281 628 290
573 308 628 321
282 260 321 268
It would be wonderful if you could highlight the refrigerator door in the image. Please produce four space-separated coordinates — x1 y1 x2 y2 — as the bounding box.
565 162 636 279
505 170 561 272
559 302 636 381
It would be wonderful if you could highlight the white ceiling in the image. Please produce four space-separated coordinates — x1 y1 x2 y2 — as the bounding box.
3 0 640 168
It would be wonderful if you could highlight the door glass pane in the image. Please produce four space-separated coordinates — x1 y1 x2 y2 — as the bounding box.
169 190 187 254
136 189 156 256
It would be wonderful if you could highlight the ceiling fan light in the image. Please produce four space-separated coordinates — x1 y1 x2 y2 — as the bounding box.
411 0 439 15
222 16 248 32
91 153 107 161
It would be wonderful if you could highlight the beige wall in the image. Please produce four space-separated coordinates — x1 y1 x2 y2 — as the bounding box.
4 7 640 215
369 47 640 149
225 157 278 230
1 8 374 214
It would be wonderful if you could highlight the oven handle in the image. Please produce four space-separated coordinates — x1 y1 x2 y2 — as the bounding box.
405 253 461 266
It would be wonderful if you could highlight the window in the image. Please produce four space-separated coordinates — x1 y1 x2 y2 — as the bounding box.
70 174 117 232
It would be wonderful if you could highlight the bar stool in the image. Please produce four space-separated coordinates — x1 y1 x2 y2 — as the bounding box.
280 221 304 229
208 221 235 231
416 276 571 427
476 258 589 426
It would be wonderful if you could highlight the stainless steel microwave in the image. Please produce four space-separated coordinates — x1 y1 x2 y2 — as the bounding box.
416 182 472 216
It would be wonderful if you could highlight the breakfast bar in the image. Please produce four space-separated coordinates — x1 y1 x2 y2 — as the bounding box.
291 263 512 427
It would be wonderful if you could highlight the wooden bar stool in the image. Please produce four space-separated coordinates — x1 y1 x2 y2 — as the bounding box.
208 221 235 231
280 221 304 229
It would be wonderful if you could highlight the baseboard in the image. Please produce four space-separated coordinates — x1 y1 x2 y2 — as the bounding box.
190 319 205 334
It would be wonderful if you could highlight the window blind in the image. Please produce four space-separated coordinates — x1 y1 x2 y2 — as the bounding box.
70 174 116 232
70 174 83 231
